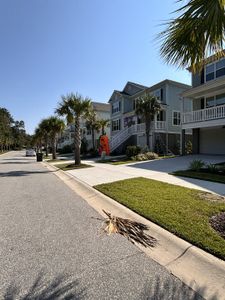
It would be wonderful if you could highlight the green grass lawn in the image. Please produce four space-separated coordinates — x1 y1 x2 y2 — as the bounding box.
94 177 225 260
54 163 92 171
172 170 225 184
97 155 176 165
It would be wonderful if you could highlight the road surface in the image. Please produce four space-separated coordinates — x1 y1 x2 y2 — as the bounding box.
0 151 202 299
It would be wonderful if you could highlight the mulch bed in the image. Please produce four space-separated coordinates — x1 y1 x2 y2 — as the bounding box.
210 212 225 239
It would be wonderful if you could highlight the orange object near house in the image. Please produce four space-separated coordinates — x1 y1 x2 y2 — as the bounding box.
99 135 110 155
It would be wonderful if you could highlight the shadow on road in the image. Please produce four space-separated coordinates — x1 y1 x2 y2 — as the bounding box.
142 275 217 300
0 170 57 177
3 272 85 300
1 162 35 165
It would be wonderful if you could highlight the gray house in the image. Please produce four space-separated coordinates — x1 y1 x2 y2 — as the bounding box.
109 80 191 154
181 54 225 155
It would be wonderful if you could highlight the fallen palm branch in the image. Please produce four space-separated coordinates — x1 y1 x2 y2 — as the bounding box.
102 210 157 248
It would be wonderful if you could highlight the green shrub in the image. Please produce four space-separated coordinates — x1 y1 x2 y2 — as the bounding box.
207 164 218 174
126 145 141 158
58 144 73 154
189 159 205 172
185 140 193 155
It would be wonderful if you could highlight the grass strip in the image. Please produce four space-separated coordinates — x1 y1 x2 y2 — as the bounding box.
172 170 225 184
94 177 225 260
54 163 92 171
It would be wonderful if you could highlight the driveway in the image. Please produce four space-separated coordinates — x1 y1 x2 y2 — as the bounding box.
66 155 225 195
0 151 201 299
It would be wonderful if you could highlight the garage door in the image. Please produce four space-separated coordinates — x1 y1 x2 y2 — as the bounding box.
200 127 225 154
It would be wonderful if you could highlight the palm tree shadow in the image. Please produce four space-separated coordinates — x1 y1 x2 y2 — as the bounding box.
3 272 85 300
0 170 58 177
142 275 218 300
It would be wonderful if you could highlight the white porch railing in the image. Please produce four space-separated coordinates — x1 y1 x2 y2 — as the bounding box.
110 121 166 152
182 104 225 124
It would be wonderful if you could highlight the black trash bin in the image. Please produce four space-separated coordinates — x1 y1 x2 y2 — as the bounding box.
36 152 43 162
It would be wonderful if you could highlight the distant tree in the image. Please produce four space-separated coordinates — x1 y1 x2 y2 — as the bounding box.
56 93 91 165
97 119 110 135
47 116 65 160
135 94 161 149
39 118 51 157
85 108 100 150
159 0 225 72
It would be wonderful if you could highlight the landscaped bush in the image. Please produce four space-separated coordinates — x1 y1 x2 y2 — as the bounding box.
132 152 159 161
188 159 205 171
126 145 141 158
145 152 159 160
207 163 219 174
58 144 73 154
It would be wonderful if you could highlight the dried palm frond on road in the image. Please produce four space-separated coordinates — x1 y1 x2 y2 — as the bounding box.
102 210 157 248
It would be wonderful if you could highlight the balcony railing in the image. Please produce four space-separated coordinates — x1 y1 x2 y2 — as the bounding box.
182 104 225 124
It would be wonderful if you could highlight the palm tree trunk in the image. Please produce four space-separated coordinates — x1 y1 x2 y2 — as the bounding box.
74 117 81 165
45 136 49 157
101 126 104 135
91 128 95 150
52 135 57 160
145 119 151 150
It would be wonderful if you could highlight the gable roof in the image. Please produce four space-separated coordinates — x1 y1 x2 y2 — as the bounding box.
92 102 110 112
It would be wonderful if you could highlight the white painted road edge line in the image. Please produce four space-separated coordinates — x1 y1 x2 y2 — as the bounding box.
43 161 225 300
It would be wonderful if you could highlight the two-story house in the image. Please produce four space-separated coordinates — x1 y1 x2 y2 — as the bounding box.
181 54 225 155
58 102 110 151
109 80 191 154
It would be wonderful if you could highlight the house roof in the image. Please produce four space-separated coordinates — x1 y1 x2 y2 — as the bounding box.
92 102 110 112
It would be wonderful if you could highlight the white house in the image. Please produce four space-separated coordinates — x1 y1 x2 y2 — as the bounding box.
181 53 225 155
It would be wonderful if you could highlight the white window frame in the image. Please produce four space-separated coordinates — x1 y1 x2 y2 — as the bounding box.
112 101 120 114
112 119 121 131
172 110 181 126
205 58 225 83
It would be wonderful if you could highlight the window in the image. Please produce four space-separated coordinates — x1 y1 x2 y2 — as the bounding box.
173 111 181 126
205 58 225 82
206 93 225 108
86 128 91 135
112 119 121 131
153 89 163 102
112 101 121 114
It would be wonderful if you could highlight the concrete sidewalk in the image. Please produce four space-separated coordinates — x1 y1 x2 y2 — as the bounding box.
64 155 225 195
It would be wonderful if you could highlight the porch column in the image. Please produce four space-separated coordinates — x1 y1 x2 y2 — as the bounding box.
192 128 200 154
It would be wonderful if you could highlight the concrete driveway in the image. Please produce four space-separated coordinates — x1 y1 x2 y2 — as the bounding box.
66 155 225 195
126 154 225 173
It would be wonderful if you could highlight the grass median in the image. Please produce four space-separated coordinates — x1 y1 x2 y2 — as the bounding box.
172 170 225 184
54 163 92 171
94 177 225 260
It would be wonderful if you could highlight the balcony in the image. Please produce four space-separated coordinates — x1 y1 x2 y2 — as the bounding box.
182 104 225 129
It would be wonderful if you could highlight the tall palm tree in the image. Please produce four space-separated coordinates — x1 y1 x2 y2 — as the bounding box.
33 127 44 153
47 116 65 160
159 0 225 72
97 119 110 135
85 108 100 150
56 93 91 165
39 118 51 157
135 94 161 150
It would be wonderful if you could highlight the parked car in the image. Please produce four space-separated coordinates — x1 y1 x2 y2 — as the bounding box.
26 149 36 157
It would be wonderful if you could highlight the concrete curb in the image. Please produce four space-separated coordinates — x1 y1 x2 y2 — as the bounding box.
43 161 225 300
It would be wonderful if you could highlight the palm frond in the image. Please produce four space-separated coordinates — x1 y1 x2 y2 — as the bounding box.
102 210 157 248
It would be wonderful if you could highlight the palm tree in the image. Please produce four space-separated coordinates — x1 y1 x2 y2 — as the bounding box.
135 94 161 150
47 116 65 160
39 118 51 157
85 108 100 150
97 119 110 135
33 127 44 153
159 0 225 72
56 93 91 165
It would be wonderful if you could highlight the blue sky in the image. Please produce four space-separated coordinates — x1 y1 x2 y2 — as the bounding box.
0 0 191 134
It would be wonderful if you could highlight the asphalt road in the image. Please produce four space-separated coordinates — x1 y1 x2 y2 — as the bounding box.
0 151 202 300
